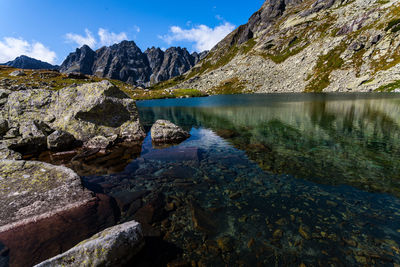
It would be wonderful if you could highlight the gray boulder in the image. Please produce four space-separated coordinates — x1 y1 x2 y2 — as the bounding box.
84 135 112 150
150 119 190 144
51 80 145 142
14 121 48 152
35 220 144 267
9 70 26 77
0 89 11 107
0 160 117 266
2 81 145 154
0 146 22 160
47 130 77 151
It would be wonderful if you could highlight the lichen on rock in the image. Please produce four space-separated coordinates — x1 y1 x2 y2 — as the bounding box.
35 220 144 267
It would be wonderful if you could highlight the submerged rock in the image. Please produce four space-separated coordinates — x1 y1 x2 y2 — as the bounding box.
150 120 190 144
0 160 117 266
35 220 144 267
0 241 9 267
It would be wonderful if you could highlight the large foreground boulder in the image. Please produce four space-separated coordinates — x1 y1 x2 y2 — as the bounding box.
50 80 145 142
1 80 145 155
36 220 144 267
150 120 190 144
0 160 118 266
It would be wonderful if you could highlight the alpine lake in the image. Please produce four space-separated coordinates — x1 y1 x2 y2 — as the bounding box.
37 93 400 266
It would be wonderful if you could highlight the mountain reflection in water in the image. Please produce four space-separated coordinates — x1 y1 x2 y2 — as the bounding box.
38 93 400 265
138 93 400 197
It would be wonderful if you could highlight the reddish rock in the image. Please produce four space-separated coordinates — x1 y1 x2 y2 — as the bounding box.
0 160 118 267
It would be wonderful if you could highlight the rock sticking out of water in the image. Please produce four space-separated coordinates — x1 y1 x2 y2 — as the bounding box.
150 120 190 145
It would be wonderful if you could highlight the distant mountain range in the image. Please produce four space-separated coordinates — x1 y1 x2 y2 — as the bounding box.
3 42 208 87
1 55 58 70
59 41 208 86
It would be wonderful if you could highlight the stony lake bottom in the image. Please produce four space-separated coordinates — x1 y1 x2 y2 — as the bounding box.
36 93 400 266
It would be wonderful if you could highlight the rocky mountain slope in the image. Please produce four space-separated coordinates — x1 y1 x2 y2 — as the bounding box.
166 0 400 93
2 55 58 70
60 41 207 86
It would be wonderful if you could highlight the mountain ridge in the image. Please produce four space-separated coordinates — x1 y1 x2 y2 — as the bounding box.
1 55 58 70
166 0 400 93
60 41 208 86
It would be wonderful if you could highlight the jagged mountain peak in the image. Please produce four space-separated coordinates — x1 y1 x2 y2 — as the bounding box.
60 41 208 86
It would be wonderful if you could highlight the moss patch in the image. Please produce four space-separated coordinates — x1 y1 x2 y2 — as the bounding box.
305 42 346 92
240 38 257 54
262 41 310 64
385 18 400 32
375 80 400 92
208 77 246 95
148 75 185 90
132 88 206 100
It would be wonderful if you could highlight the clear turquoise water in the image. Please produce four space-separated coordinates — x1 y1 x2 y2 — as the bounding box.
85 93 400 266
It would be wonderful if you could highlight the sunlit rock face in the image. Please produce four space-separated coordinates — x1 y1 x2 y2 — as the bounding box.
0 80 145 156
60 41 208 86
172 0 400 94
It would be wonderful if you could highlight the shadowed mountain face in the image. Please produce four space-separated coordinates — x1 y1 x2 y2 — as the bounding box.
2 55 58 70
59 41 208 86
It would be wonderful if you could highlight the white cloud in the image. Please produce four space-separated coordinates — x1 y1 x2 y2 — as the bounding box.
133 25 141 33
65 28 128 49
0 37 57 64
65 29 96 48
98 28 127 47
159 22 235 52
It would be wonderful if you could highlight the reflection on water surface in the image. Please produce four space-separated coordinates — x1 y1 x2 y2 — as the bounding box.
48 93 400 265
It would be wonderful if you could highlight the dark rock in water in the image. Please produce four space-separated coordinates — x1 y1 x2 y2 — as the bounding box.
47 130 76 151
143 146 199 162
190 201 217 234
127 199 143 218
150 120 190 144
161 166 196 179
35 220 144 267
2 55 58 70
0 241 9 267
0 160 118 266
60 41 208 86
66 142 142 176
111 190 149 212
134 192 165 225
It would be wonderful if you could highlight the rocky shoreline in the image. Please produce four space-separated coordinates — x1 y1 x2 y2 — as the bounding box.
0 79 191 266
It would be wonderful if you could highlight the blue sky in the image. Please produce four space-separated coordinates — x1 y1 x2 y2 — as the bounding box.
0 0 263 64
